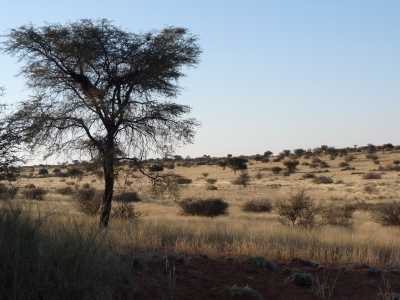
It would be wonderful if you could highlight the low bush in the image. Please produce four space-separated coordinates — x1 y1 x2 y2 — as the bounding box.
371 201 400 226
271 167 283 174
261 157 269 163
178 197 228 217
319 161 330 168
338 161 349 167
254 171 263 180
362 172 381 180
325 204 355 228
21 187 47 200
302 173 315 179
313 176 333 184
232 171 251 188
113 191 142 203
242 199 272 213
111 202 147 221
75 188 101 216
206 178 217 185
344 155 356 162
176 177 192 184
56 186 74 195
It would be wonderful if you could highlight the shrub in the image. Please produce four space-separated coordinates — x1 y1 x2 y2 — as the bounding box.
232 171 251 188
67 167 83 179
324 204 355 228
371 202 400 226
75 188 101 216
275 187 326 228
282 160 299 174
178 197 228 217
25 183 36 189
21 187 47 200
0 183 18 200
202 172 209 177
206 178 217 185
313 176 333 184
364 184 378 194
271 167 283 174
344 155 356 162
242 199 272 213
302 173 315 179
56 186 74 195
338 161 349 167
113 191 142 203
148 164 164 172
393 160 400 165
66 181 75 185
362 172 381 180
319 161 330 168
38 168 49 175
111 202 147 221
176 177 192 184
82 183 90 189
254 171 263 180
205 184 218 190
261 157 269 163
165 162 175 170
311 158 321 164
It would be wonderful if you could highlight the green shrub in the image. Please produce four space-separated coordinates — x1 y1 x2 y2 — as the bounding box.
242 199 272 213
178 197 228 217
21 187 47 200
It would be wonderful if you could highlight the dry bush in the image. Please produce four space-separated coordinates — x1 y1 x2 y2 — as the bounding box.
362 172 381 180
311 158 321 164
56 186 74 195
275 187 326 229
113 191 142 203
21 187 47 200
344 155 356 162
302 173 315 179
178 197 228 217
111 202 147 221
75 188 101 216
82 183 90 189
338 161 349 167
312 176 333 184
271 167 283 174
242 199 272 213
202 172 209 177
205 184 218 190
371 202 400 226
261 157 269 163
364 184 378 194
25 183 36 189
319 161 330 168
176 177 192 184
232 171 251 188
206 178 217 185
324 205 355 228
254 171 263 180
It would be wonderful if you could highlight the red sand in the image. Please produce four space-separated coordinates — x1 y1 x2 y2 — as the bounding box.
132 255 400 300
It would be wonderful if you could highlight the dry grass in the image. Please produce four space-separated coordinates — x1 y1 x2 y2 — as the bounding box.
8 149 400 269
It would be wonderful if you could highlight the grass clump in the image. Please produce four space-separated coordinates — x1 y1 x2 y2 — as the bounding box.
112 202 147 221
242 199 272 213
178 197 228 217
244 256 277 271
225 284 264 300
0 203 136 300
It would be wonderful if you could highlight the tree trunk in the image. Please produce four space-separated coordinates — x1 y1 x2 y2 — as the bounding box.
100 143 114 227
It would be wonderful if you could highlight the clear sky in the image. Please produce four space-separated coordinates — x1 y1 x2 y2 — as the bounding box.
1 1 400 161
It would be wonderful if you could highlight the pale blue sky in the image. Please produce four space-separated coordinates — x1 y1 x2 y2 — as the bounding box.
1 1 400 161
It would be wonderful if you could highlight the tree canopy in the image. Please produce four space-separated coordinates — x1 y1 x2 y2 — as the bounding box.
2 19 202 226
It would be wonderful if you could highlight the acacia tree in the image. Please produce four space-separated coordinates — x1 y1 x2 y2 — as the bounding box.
2 19 201 226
